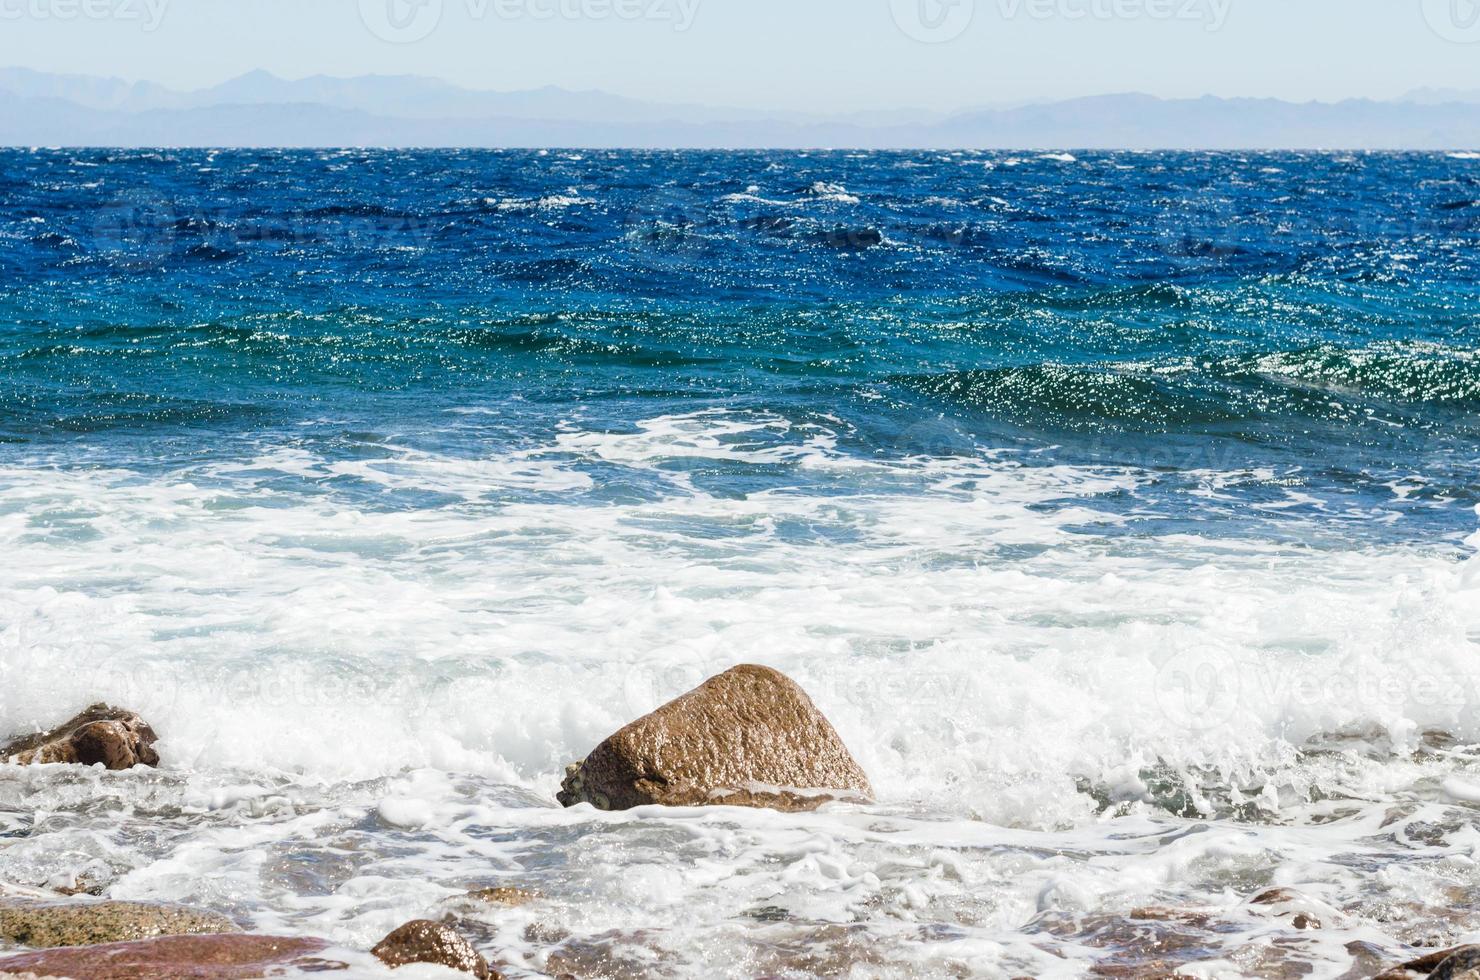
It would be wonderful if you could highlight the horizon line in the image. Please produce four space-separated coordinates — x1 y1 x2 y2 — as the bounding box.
0 65 1470 116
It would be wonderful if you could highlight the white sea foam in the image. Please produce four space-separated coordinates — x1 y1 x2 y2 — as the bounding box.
719 192 793 207
493 193 595 212
804 182 860 204
1 410 1478 975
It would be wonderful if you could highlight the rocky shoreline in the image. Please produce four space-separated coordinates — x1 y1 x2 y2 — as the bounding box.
2 670 1478 979
0 666 878 978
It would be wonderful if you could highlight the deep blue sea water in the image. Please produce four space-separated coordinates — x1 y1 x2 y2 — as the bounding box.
2 150 1480 977
3 149 1479 545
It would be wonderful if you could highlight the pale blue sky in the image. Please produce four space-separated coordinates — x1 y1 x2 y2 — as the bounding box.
0 0 1476 113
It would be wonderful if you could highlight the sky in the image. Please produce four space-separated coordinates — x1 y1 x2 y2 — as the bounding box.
0 0 1476 114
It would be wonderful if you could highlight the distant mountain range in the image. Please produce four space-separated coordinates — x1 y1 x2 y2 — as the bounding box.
1 69 1477 149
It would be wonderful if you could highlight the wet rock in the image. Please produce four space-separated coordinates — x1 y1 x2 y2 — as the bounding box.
464 887 540 909
1428 947 1480 979
46 875 107 898
1349 939 1406 979
1089 964 1199 979
0 900 237 948
1373 945 1480 979
543 930 674 980
371 920 496 978
1406 947 1474 973
557 665 872 813
1250 888 1299 905
1245 887 1326 931
0 705 159 770
0 934 340 978
1127 907 1212 928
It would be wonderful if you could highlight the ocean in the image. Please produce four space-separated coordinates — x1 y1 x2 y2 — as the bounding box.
1 148 1479 977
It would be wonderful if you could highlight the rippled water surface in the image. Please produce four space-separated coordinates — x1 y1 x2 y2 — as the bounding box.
2 149 1480 978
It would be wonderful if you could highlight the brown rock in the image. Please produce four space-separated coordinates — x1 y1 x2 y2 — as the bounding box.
1088 961 1200 978
464 887 540 909
1430 947 1480 980
1250 888 1299 905
0 900 237 948
1 705 159 770
371 920 496 978
1127 907 1213 928
1245 888 1324 931
1403 946 1480 974
557 665 872 813
0 934 341 978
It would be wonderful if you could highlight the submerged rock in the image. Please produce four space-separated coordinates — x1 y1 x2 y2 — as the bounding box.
0 900 236 948
464 887 540 909
1250 888 1298 905
1372 945 1480 980
0 934 339 978
1245 887 1326 931
1428 947 1480 979
0 705 159 770
371 920 496 978
557 664 873 813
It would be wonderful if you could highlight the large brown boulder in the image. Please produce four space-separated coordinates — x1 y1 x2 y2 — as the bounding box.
557 665 873 813
1 705 159 770
0 900 236 948
371 920 496 978
0 934 340 978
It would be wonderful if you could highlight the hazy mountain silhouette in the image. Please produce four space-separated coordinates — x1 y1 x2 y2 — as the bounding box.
0 70 1477 149
1403 87 1480 105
